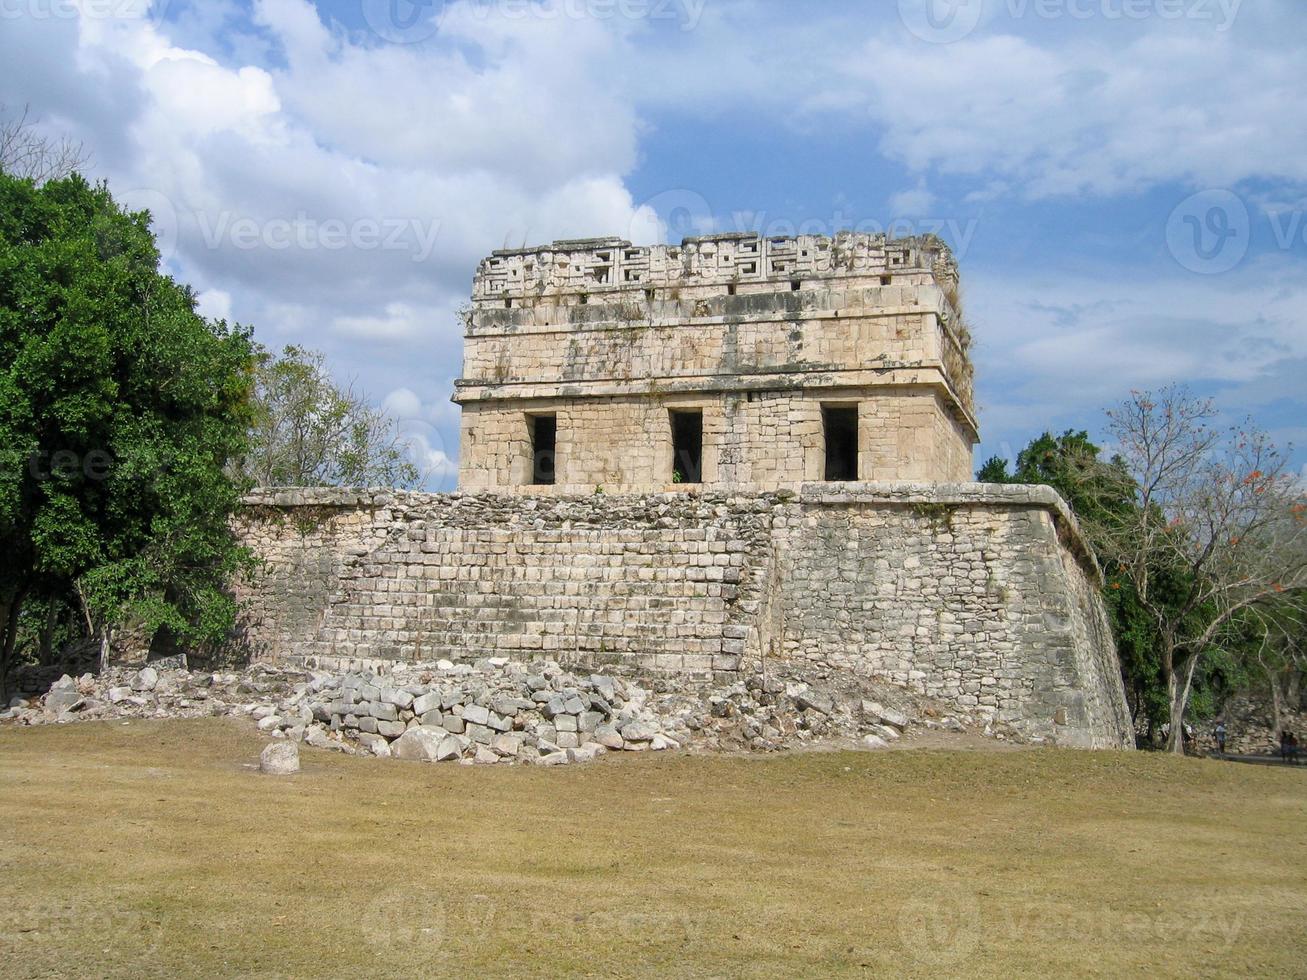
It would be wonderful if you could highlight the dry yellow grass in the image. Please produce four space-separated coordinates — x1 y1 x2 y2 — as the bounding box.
1 718 1304 978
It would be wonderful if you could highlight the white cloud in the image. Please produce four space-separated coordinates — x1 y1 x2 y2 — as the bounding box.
4 0 1305 489
0 1 655 486
333 302 432 342
252 0 639 186
969 251 1307 460
618 4 1307 200
381 387 461 490
846 28 1307 197
888 182 935 217
195 288 232 321
381 387 424 419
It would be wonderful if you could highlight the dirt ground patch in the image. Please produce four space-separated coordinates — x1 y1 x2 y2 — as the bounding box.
1 718 1304 978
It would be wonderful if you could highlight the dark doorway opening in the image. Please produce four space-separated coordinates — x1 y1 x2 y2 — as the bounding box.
670 410 703 484
530 414 556 485
822 404 859 481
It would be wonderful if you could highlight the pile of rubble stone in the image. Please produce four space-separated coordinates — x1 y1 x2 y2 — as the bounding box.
1 656 1012 765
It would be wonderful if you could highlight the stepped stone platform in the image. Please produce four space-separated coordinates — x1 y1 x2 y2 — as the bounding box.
231 482 1133 749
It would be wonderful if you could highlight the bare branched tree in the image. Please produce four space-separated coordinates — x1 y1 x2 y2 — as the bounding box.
235 345 422 490
0 104 89 183
1089 387 1307 752
1246 604 1306 740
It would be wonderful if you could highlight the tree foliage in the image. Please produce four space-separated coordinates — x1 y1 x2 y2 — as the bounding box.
0 171 255 697
235 345 420 489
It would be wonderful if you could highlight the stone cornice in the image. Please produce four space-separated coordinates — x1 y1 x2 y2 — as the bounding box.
238 480 1098 584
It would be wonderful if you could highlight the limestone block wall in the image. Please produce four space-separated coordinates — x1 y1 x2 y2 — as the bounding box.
231 484 1132 747
462 289 954 392
233 490 776 677
772 485 1133 748
458 386 972 492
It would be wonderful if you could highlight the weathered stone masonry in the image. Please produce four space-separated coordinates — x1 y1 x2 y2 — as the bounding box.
229 230 1133 750
234 483 1133 748
456 232 977 491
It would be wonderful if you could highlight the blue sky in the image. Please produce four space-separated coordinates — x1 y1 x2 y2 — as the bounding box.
2 0 1303 487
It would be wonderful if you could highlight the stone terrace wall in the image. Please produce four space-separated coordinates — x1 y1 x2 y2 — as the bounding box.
232 484 1132 748
773 485 1132 748
233 490 777 677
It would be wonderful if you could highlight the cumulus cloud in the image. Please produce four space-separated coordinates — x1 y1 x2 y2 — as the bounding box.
2 0 1304 487
847 27 1307 197
0 0 655 486
620 2 1307 200
381 387 461 490
968 251 1307 461
194 288 233 321
888 182 936 217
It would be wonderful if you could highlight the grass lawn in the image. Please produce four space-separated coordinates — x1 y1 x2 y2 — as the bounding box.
1 719 1304 978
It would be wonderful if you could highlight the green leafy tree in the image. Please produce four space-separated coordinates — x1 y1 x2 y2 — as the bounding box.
0 171 255 698
235 345 420 489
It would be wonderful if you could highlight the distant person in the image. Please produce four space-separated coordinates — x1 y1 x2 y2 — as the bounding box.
1281 731 1294 764
1214 721 1227 756
1183 723 1195 754
1290 732 1301 766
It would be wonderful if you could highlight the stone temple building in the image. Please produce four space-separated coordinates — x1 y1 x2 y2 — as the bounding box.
455 232 976 491
233 232 1133 749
